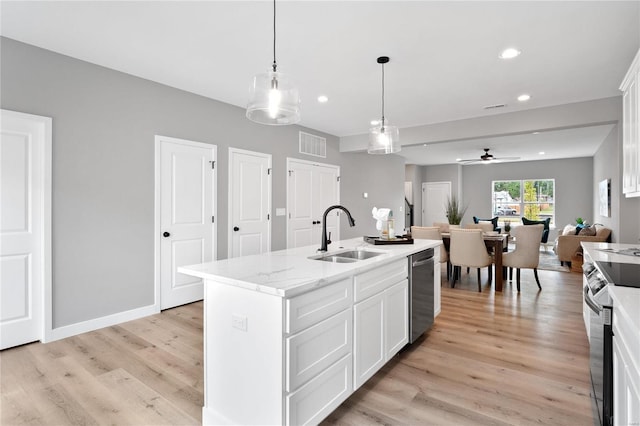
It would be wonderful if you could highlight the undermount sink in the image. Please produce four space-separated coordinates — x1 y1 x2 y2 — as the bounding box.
310 249 384 263
332 250 384 260
315 255 358 263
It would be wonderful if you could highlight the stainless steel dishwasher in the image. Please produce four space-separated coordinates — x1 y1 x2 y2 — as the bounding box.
408 248 435 343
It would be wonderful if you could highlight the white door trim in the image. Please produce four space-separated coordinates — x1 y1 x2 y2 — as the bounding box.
154 135 217 311
227 147 272 258
1 109 52 344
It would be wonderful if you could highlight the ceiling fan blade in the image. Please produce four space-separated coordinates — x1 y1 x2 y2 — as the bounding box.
493 156 521 161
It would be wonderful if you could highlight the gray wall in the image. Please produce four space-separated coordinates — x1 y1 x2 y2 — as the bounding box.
460 157 593 237
593 123 640 243
342 153 406 237
1 38 404 328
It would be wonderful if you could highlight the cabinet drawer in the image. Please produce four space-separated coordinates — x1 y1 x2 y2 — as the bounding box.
286 309 352 392
286 354 352 426
354 259 407 302
285 278 352 334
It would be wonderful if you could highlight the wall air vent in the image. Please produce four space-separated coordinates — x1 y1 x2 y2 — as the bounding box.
483 103 507 110
299 132 326 158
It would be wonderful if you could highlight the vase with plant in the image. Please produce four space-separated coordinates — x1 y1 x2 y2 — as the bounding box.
445 195 467 225
503 221 511 235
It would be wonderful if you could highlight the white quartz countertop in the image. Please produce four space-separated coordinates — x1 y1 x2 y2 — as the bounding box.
581 242 640 265
179 237 440 297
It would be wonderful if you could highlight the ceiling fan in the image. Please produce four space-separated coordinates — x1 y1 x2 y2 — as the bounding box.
457 148 520 164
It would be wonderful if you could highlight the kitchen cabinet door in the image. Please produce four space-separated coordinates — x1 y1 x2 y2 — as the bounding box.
384 279 408 359
620 48 640 197
353 292 385 389
613 335 640 426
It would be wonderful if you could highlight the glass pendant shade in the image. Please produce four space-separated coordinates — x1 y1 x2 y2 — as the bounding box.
368 124 400 154
246 71 301 125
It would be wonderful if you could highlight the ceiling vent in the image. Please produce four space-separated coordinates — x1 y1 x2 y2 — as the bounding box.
299 132 326 158
483 103 507 110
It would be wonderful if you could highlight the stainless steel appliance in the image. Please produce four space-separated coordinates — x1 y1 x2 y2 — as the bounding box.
583 260 640 426
583 262 613 426
408 248 435 343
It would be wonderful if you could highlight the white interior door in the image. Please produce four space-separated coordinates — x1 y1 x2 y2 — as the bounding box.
158 136 216 310
287 159 340 249
315 164 340 244
1 110 51 350
422 181 451 226
287 161 314 248
229 148 271 258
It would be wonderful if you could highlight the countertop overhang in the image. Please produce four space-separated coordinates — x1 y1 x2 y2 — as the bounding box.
179 237 440 297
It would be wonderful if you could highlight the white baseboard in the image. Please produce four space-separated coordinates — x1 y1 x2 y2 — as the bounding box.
43 303 159 343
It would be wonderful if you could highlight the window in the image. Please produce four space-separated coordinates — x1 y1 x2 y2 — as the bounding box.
492 179 555 225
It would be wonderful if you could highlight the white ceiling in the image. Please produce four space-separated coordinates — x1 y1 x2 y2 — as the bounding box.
1 1 638 165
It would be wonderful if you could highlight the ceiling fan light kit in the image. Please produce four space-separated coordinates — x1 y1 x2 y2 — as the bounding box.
368 56 401 155
246 0 301 125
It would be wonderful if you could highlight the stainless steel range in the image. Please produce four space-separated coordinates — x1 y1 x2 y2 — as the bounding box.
582 260 640 426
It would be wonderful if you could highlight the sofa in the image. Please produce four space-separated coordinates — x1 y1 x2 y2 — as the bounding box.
554 224 612 266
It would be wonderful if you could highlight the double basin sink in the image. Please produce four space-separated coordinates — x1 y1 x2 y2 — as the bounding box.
309 249 385 263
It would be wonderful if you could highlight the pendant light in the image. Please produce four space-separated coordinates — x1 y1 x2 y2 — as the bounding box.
246 0 300 125
368 56 400 154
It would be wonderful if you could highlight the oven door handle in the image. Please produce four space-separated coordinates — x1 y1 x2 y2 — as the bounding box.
583 285 602 314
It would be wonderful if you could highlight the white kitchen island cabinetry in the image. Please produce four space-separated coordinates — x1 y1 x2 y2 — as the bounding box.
353 259 408 389
180 238 439 425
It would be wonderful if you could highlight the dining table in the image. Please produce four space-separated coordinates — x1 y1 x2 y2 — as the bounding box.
441 232 510 292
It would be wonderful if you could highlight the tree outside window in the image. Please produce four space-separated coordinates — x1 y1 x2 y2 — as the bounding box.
492 179 555 225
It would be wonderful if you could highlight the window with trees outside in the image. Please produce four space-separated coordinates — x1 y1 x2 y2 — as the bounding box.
492 179 555 225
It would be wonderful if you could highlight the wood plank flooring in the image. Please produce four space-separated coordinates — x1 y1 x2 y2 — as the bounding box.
1 266 591 425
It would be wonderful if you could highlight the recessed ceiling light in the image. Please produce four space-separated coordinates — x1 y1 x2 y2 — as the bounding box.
517 94 531 102
370 120 380 126
532 131 540 135
423 144 428 147
455 158 462 162
539 151 545 155
499 48 521 59
317 95 328 103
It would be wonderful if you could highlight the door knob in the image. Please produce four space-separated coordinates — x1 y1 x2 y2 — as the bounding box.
233 226 240 232
163 232 171 238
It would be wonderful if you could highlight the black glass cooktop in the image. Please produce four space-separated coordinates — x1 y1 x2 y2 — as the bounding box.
595 261 640 288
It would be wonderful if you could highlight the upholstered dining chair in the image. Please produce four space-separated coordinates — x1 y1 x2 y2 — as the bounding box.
502 224 544 292
472 216 500 232
522 217 551 250
466 222 494 233
448 228 493 292
411 226 450 279
433 222 450 233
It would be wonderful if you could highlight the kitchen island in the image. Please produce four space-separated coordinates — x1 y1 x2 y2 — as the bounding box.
179 237 441 425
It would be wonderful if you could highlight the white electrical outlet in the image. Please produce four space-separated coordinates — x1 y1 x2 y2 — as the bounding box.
232 314 248 331
276 208 286 216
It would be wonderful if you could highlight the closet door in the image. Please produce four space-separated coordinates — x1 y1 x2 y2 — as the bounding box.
286 159 340 249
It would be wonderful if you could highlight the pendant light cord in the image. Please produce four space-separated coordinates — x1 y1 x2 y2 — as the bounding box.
272 0 277 72
381 62 385 128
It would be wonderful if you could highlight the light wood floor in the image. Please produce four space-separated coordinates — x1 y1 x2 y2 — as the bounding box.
1 266 591 425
